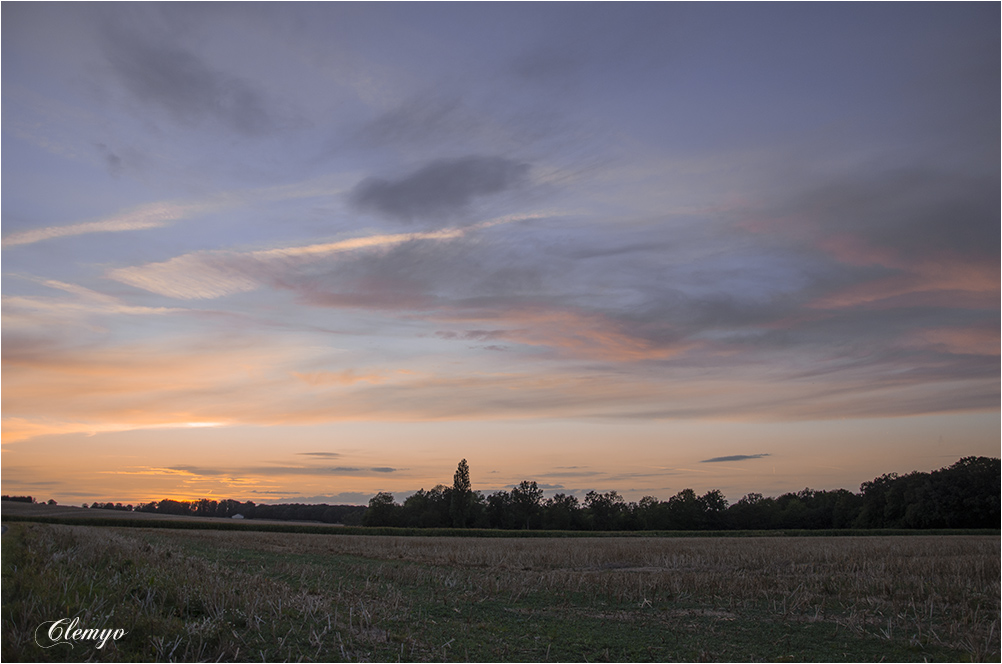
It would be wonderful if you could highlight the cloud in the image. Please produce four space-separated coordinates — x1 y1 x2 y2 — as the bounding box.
106 228 465 300
259 493 372 506
296 452 341 459
163 465 400 478
296 247 694 359
3 279 182 324
902 326 1000 357
4 325 997 447
96 143 124 176
701 454 771 463
2 201 197 248
348 155 530 221
4 175 345 249
97 183 997 383
435 330 507 341
802 170 999 263
108 252 263 300
6 160 997 444
293 370 385 386
740 169 999 315
1 418 225 445
453 308 695 362
105 213 546 300
103 30 279 135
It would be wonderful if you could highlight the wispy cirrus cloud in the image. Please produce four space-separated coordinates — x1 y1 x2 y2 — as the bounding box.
106 212 550 300
3 175 346 249
3 278 182 324
1 418 226 446
165 465 401 477
2 201 202 248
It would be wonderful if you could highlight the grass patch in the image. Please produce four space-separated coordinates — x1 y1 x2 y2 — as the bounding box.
3 523 998 661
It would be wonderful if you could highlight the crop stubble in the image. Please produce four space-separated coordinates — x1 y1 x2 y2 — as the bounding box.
2 523 997 661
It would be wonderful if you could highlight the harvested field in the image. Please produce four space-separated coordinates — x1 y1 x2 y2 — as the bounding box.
2 522 998 662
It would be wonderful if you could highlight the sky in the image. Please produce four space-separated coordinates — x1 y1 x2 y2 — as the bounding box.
2 3 998 507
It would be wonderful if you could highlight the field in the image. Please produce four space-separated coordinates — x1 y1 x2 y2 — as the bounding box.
2 522 998 662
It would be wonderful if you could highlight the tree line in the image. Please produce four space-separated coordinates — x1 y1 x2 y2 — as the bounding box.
9 456 996 530
62 498 367 525
1 495 37 503
362 456 999 530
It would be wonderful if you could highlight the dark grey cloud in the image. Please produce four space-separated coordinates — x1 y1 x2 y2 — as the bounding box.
296 452 341 458
95 143 123 176
436 330 506 341
348 155 530 221
701 454 770 463
103 30 278 135
789 169 1000 262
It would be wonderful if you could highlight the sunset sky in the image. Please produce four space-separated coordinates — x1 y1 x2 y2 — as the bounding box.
3 3 998 507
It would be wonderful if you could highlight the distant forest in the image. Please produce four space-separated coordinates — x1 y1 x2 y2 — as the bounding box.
6 456 997 531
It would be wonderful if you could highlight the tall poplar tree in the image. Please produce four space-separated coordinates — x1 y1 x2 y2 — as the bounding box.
450 458 473 527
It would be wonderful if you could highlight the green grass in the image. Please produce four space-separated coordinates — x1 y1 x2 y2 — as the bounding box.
3 522 998 662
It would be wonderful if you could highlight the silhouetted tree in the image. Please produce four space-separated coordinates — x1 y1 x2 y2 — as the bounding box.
700 489 728 529
155 499 190 516
542 493 582 530
666 488 704 529
485 490 516 529
632 495 667 530
584 490 626 530
194 499 218 517
450 459 473 528
363 492 400 527
400 485 452 527
854 456 999 529
511 480 544 529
